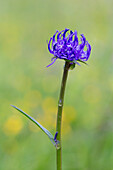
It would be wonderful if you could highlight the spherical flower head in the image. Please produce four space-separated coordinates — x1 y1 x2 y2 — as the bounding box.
47 28 91 67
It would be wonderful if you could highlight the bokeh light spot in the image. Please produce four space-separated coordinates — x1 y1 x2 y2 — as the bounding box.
3 116 23 136
63 106 76 123
40 97 58 129
42 97 57 114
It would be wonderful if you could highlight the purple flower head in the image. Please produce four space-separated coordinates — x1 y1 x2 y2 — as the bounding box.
47 28 91 67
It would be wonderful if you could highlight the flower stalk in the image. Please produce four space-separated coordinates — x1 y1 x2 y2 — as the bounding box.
56 61 71 170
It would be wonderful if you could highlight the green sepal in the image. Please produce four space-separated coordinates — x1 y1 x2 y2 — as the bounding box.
70 63 75 70
11 105 56 146
77 59 88 65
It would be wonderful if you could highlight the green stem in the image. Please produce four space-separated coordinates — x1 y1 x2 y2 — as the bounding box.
56 61 71 170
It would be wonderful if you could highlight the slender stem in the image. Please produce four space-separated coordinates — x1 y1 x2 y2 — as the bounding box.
56 61 71 170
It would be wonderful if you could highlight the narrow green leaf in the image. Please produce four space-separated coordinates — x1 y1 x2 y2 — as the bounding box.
11 105 56 146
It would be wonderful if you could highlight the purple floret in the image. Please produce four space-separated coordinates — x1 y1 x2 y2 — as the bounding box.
47 28 91 67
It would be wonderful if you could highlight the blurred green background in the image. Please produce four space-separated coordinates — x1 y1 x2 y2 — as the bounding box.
0 0 113 169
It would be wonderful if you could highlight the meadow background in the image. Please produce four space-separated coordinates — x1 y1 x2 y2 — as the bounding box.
0 0 113 169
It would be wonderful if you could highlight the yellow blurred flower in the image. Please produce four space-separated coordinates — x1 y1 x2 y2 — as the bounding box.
63 106 76 123
3 116 23 136
62 124 72 136
62 106 76 135
42 99 76 134
42 97 57 114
